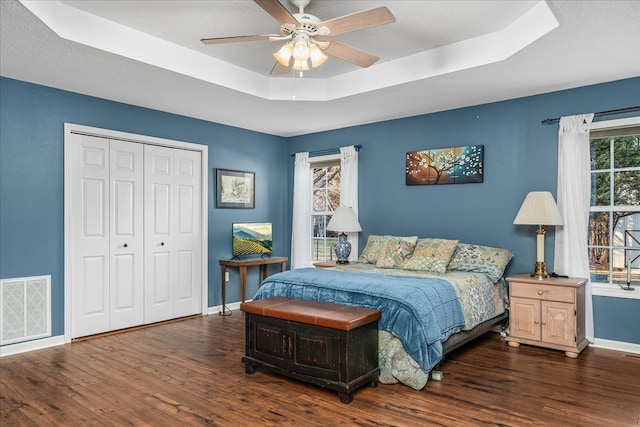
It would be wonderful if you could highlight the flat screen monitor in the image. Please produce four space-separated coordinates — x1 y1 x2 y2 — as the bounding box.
232 222 273 257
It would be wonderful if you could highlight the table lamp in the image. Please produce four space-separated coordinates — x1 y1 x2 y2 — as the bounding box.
326 206 362 264
513 191 564 279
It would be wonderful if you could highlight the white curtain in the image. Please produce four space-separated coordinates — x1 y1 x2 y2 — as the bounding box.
291 152 311 269
340 146 360 261
554 113 595 341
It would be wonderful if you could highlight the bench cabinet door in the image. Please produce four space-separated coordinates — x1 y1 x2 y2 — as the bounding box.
247 314 289 368
290 323 342 381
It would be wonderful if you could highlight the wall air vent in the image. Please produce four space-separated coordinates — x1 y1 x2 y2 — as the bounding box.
1 275 51 345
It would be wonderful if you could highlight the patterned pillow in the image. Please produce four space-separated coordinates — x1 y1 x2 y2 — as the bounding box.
402 238 459 273
359 235 396 264
447 243 513 282
375 236 419 269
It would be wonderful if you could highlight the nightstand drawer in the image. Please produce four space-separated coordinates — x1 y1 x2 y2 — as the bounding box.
510 282 575 303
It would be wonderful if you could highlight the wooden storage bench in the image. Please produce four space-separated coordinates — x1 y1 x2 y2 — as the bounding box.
240 296 381 404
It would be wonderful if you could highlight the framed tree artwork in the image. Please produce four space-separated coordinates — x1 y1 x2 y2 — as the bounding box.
406 145 484 185
216 168 255 208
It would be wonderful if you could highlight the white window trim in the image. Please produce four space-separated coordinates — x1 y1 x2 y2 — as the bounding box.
310 153 341 164
592 283 640 299
589 115 640 299
310 154 341 262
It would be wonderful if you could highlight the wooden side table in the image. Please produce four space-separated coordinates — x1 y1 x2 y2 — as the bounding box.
219 257 288 315
506 274 588 358
313 261 338 269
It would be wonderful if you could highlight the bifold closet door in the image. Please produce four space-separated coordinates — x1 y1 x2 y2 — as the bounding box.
69 135 144 338
144 145 202 323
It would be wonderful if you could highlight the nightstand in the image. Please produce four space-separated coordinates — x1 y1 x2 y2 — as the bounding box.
506 274 588 358
313 261 338 269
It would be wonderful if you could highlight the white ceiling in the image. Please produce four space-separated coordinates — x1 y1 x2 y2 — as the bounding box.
1 0 639 137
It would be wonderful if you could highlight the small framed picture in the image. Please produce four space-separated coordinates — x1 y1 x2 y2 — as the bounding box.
216 168 255 209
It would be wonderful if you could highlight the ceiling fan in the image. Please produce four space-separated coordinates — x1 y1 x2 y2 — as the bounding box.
201 0 396 75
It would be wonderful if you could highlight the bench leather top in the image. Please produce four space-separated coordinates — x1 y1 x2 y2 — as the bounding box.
240 297 381 331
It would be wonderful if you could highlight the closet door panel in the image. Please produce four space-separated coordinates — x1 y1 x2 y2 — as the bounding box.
70 134 110 338
176 250 194 300
144 145 175 323
109 140 144 330
173 150 202 317
151 252 171 302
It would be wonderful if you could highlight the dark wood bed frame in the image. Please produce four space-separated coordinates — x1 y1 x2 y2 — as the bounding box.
442 310 509 355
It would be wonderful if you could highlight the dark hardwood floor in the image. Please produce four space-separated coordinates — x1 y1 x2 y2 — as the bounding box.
1 312 639 426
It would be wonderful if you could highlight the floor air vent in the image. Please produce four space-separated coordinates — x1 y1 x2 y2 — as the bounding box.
1 275 51 345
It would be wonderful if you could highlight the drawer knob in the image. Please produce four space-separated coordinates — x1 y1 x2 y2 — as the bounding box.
537 289 544 295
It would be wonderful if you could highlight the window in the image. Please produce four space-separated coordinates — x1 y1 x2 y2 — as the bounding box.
311 159 340 262
588 118 640 284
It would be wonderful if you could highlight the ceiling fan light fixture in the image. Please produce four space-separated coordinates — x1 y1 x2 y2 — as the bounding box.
309 44 328 67
292 59 310 71
202 1 397 76
292 38 311 62
274 43 293 67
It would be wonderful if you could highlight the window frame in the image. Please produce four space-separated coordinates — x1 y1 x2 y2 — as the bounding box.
309 154 341 262
588 116 640 300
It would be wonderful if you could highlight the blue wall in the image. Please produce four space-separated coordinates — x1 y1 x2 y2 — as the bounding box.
1 76 638 345
0 77 289 338
287 77 640 344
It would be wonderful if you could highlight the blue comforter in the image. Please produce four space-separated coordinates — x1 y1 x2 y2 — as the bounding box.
254 268 465 372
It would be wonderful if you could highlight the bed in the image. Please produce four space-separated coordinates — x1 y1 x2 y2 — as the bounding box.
252 236 512 390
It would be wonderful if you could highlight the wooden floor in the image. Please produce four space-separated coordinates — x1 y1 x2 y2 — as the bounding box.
2 313 639 427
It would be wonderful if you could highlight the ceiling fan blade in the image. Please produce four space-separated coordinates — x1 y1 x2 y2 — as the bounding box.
254 0 298 26
201 34 280 44
270 59 292 75
318 6 396 36
322 40 379 68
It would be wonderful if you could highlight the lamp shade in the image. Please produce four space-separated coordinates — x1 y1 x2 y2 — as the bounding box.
326 206 362 233
292 60 309 71
309 44 328 67
513 191 564 226
292 38 310 61
273 43 293 67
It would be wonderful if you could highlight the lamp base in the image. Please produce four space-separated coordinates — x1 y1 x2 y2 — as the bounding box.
530 262 549 279
334 233 352 264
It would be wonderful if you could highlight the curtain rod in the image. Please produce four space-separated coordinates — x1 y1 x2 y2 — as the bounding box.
291 144 362 158
541 106 640 125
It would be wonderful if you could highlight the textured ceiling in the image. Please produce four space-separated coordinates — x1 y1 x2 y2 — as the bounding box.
1 0 639 136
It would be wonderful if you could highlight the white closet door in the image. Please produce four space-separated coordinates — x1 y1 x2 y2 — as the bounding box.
173 149 202 317
144 145 202 322
70 134 111 337
69 136 145 338
109 140 144 330
144 145 174 323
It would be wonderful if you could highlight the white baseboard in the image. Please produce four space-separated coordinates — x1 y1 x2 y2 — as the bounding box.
591 338 640 354
1 335 65 357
